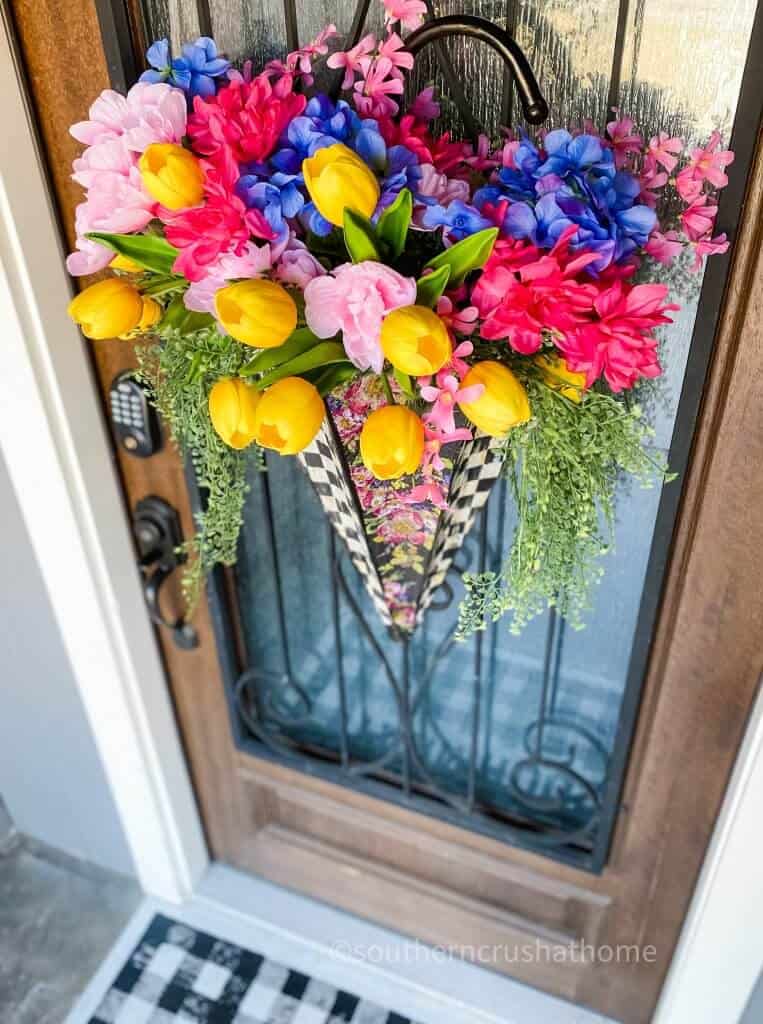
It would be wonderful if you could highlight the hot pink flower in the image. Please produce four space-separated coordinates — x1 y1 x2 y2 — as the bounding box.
606 114 643 169
164 152 276 282
473 232 599 354
304 261 417 372
326 33 376 90
685 131 734 189
187 75 306 165
647 131 683 173
681 193 719 241
421 425 472 474
557 282 678 392
464 134 500 172
383 0 427 31
645 229 684 266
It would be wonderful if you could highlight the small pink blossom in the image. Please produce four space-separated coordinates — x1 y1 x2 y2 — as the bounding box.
410 87 440 122
435 298 478 339
383 0 427 31
685 130 734 189
645 229 684 266
681 194 719 241
689 233 729 272
266 24 338 87
638 153 668 208
421 425 472 474
353 56 405 119
326 34 376 90
378 32 415 73
304 261 417 372
647 131 683 173
675 167 703 203
606 113 643 169
420 374 484 434
401 482 449 510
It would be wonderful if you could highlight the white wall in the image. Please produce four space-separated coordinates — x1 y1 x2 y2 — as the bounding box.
0 450 135 876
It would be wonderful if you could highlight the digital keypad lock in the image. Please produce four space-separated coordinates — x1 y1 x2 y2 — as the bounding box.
109 371 162 457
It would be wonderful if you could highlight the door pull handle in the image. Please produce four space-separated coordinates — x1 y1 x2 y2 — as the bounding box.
133 496 199 650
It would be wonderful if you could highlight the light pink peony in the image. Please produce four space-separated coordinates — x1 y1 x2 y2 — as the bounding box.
70 82 187 150
304 261 416 372
67 82 187 276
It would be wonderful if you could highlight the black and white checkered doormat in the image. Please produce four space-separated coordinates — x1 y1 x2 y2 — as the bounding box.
89 914 419 1024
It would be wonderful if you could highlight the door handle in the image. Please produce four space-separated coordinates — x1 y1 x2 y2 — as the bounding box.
133 496 198 650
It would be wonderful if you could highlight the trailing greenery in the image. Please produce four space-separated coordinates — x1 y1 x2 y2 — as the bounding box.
136 324 257 610
456 377 671 639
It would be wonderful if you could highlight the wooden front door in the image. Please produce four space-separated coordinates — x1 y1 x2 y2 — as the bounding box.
11 0 763 1019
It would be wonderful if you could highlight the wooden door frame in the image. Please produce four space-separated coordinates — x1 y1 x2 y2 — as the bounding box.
3 0 762 1020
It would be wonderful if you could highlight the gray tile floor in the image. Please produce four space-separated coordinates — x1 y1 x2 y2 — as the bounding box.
0 833 140 1024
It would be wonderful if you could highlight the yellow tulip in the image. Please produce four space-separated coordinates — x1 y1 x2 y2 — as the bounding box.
302 143 380 226
138 143 205 210
458 361 531 437
359 405 425 480
208 378 261 450
253 377 324 455
120 296 162 338
67 277 144 340
534 353 587 403
380 305 451 376
214 279 297 349
110 253 143 273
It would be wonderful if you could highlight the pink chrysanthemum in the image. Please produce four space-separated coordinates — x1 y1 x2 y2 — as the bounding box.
187 75 306 165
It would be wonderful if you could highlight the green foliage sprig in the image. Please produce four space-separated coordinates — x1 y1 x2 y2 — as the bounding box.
456 378 671 639
136 324 256 610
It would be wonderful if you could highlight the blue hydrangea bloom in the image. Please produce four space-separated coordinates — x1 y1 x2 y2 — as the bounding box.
140 37 230 99
420 200 494 241
474 130 655 271
236 172 305 234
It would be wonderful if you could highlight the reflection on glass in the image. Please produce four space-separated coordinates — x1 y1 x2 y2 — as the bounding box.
224 0 757 860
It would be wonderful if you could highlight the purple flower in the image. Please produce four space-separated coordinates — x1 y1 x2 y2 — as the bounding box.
140 37 230 100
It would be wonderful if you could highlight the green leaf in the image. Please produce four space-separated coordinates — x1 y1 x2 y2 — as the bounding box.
85 231 180 276
255 341 348 390
342 209 380 263
425 227 499 285
239 328 323 377
161 295 214 334
376 188 412 259
312 363 357 397
415 265 451 308
393 367 415 399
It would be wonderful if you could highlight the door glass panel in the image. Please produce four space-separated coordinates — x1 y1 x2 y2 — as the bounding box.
142 0 759 867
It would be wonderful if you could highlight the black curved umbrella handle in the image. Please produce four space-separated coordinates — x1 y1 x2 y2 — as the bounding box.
405 15 549 127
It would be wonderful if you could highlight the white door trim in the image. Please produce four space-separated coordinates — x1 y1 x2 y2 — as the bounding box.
1 10 761 1021
0 14 208 902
